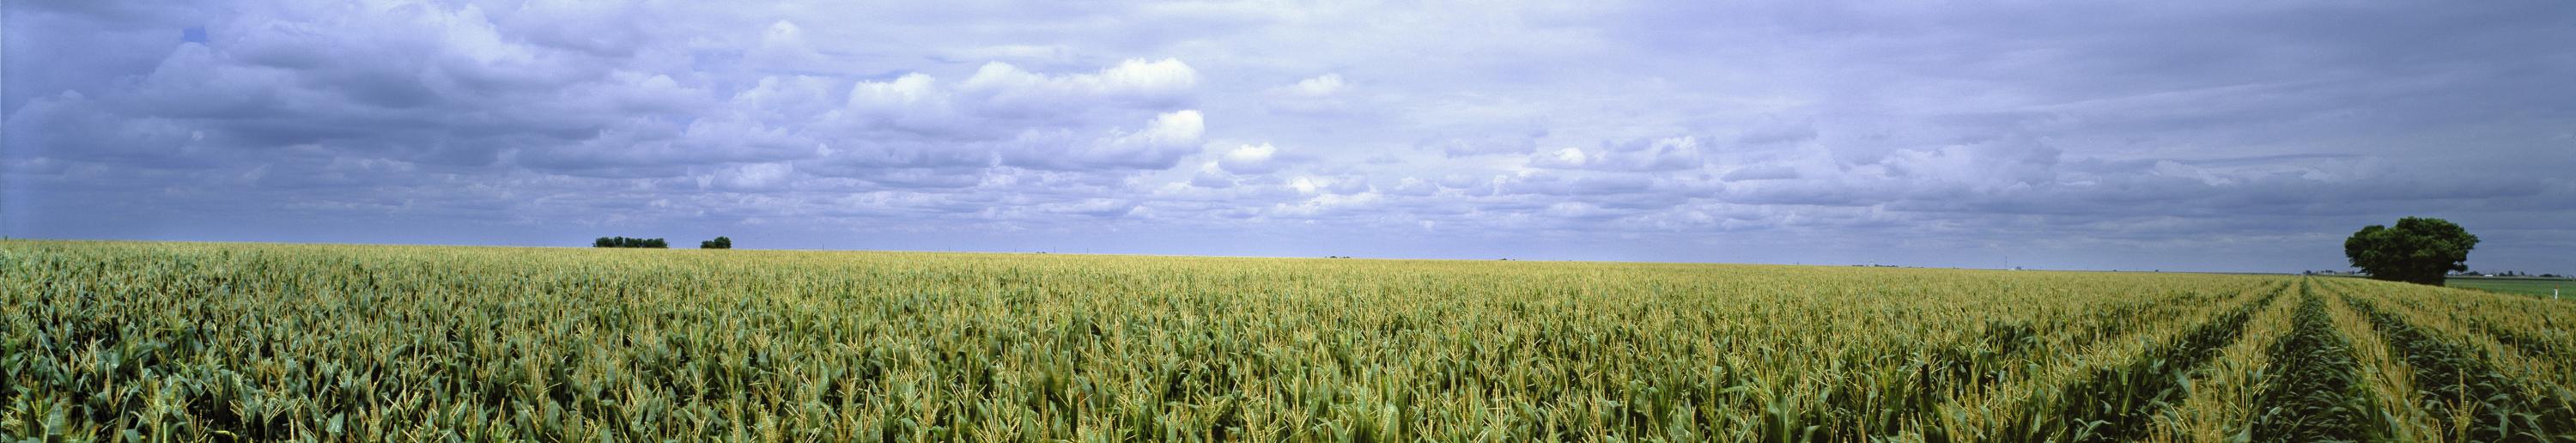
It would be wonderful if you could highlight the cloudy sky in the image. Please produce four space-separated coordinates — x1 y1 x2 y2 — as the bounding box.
5 1 2572 273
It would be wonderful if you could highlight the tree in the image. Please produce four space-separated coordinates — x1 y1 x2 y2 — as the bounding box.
700 236 732 249
592 236 669 248
2344 217 2477 286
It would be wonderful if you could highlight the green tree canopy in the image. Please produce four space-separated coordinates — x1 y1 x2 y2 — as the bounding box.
2343 217 2477 285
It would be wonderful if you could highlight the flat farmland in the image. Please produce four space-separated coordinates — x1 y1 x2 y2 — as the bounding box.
3 240 2570 440
2446 276 2575 300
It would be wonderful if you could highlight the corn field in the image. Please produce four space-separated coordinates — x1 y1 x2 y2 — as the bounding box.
3 240 2571 441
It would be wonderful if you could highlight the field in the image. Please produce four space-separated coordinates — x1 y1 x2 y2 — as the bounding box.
2447 276 2575 300
3 240 2573 441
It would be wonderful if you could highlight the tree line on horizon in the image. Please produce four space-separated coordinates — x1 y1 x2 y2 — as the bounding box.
592 236 731 249
592 237 667 248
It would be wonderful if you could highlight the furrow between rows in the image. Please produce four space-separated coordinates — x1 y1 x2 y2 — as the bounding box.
2247 282 2380 441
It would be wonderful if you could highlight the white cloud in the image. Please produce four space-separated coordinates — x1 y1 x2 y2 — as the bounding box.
960 58 1198 107
748 20 824 71
730 76 841 120
1528 137 1704 172
1267 73 1352 113
846 74 941 111
1281 73 1344 97
1218 143 1280 174
1118 109 1205 148
997 110 1205 170
1532 148 1589 169
1189 161 1238 188
840 73 963 132
1283 174 1369 196
1100 58 1199 95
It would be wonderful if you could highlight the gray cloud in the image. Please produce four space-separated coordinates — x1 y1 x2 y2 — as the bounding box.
5 0 2573 273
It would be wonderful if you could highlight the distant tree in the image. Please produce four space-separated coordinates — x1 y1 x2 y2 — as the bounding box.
2344 217 2478 286
592 236 669 248
701 236 732 249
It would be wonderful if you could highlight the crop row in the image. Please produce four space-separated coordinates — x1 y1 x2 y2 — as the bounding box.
2336 279 2576 391
2340 293 2576 441
1959 282 2284 441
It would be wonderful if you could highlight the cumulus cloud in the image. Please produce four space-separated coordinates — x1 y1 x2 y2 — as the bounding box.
996 110 1205 171
1218 143 1281 174
1188 162 1239 188
1292 73 1343 95
847 74 942 112
747 21 824 71
959 58 1198 110
1266 73 1350 113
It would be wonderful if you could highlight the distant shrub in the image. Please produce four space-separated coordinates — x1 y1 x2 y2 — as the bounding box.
701 236 732 249
592 237 668 248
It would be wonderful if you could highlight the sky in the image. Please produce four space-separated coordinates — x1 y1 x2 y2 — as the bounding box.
4 1 2572 273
